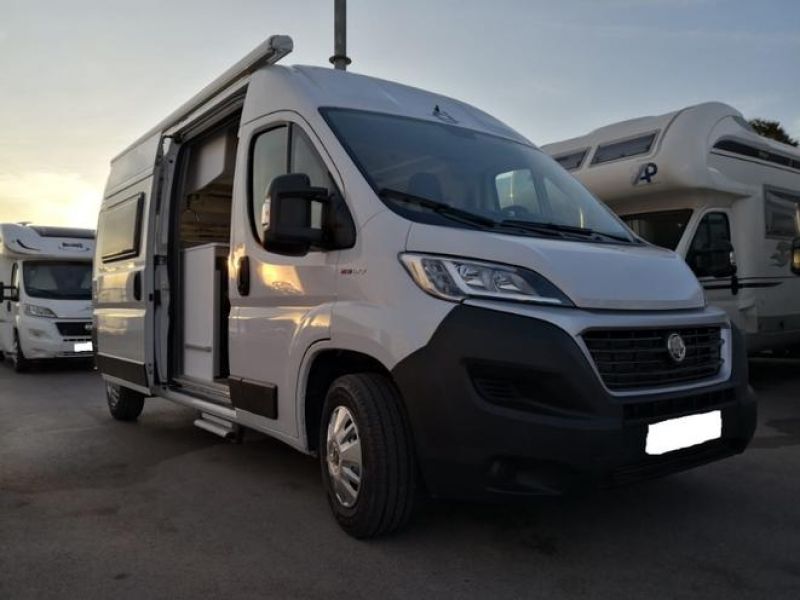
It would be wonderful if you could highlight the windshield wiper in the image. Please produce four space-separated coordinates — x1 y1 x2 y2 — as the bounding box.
378 188 498 229
500 219 633 243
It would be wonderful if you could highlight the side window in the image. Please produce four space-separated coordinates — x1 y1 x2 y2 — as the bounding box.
290 127 333 228
688 212 731 278
99 193 144 262
764 187 800 238
494 169 540 214
250 126 289 243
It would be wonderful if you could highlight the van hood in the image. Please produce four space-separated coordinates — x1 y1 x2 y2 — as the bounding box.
23 297 93 319
406 224 705 311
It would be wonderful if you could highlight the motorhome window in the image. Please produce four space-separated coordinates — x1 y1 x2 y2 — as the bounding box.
22 261 92 300
99 194 143 262
622 210 692 250
322 108 633 241
764 187 800 238
713 139 800 172
590 134 656 165
687 212 731 278
554 149 588 171
250 126 289 242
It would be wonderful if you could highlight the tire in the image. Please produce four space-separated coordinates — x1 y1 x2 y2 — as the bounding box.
9 331 30 373
106 383 145 422
319 373 416 539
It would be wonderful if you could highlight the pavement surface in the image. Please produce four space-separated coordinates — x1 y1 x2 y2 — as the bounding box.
0 358 799 599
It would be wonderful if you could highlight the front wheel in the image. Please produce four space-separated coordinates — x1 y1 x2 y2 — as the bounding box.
106 383 145 421
319 373 417 538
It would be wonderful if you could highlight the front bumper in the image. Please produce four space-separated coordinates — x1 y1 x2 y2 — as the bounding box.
18 316 94 359
391 305 755 500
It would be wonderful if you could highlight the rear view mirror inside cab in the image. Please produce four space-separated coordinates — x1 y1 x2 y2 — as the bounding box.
262 173 330 255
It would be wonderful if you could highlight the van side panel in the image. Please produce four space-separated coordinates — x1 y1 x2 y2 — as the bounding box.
94 135 162 392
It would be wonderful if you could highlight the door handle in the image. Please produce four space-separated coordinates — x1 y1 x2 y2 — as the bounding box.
133 272 142 301
237 256 250 297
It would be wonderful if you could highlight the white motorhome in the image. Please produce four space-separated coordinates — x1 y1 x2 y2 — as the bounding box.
543 102 800 353
0 223 95 371
94 37 755 538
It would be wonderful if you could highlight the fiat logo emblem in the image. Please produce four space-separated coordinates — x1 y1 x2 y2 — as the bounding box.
666 333 687 363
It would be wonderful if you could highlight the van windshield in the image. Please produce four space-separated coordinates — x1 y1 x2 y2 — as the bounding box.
322 108 634 242
621 210 693 250
22 261 92 300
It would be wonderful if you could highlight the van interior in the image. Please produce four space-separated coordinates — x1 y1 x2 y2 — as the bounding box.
171 114 242 401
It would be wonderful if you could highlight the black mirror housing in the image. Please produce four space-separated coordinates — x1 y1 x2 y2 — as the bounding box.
262 173 330 256
0 284 19 302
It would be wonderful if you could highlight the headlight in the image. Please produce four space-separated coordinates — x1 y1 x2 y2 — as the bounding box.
24 304 58 318
399 254 573 306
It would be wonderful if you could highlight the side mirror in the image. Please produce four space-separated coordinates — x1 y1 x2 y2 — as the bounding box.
262 173 330 256
0 284 19 302
688 241 737 278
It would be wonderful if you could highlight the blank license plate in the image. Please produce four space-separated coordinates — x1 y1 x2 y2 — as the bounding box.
74 342 93 353
646 410 721 456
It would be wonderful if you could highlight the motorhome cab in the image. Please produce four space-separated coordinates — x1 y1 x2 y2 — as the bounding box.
94 37 755 538
543 102 800 353
0 223 95 371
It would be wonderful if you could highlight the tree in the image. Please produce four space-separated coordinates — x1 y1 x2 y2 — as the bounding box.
748 118 799 147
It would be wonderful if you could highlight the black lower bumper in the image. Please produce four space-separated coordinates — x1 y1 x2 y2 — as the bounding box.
391 305 756 501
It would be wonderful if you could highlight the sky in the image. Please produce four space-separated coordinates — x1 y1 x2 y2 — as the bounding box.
0 0 798 228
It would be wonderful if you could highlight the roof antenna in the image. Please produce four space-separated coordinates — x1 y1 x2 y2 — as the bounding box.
329 0 352 71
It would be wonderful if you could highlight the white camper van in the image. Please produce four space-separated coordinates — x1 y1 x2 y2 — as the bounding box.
543 102 800 353
0 223 95 371
94 37 755 538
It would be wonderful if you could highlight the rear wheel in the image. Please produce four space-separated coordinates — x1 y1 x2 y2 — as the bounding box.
9 331 30 373
106 383 145 421
319 373 416 538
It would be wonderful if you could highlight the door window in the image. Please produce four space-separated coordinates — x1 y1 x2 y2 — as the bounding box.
687 212 731 278
250 126 289 243
250 124 340 242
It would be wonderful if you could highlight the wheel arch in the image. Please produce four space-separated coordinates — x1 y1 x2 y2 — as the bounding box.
300 347 396 454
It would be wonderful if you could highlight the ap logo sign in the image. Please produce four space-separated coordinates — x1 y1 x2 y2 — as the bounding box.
634 162 658 185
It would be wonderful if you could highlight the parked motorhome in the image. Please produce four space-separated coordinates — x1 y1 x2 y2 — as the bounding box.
0 223 95 371
543 102 800 353
94 37 755 538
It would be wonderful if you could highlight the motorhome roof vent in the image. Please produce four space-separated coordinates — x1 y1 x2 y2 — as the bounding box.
29 226 95 239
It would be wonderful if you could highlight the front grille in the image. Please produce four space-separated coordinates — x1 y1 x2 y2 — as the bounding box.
583 327 723 391
622 388 735 423
56 321 92 338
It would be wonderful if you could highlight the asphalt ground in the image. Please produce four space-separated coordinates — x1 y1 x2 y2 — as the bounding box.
0 358 798 599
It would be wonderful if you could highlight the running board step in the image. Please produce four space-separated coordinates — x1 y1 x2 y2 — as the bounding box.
193 412 240 440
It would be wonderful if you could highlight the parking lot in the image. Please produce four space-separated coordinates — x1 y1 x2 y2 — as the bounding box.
0 360 798 599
